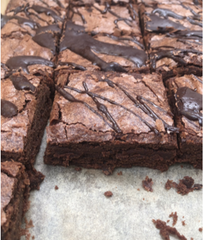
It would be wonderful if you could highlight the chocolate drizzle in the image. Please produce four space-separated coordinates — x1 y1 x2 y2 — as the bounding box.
1 99 18 118
1 14 39 29
61 76 179 134
176 87 202 126
6 56 54 74
146 13 186 33
29 5 63 22
152 8 184 20
9 74 36 92
60 21 147 71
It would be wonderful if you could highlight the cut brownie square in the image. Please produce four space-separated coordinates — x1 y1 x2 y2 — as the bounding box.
1 161 30 240
1 71 53 165
139 1 202 75
165 74 202 169
44 70 178 172
58 20 148 73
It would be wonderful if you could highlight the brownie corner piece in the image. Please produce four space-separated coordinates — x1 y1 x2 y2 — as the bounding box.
1 72 54 165
166 74 202 169
44 70 178 172
1 161 30 240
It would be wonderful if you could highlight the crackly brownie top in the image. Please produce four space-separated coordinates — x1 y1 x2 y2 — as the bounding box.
1 73 42 153
47 71 178 144
168 74 202 137
1 161 28 227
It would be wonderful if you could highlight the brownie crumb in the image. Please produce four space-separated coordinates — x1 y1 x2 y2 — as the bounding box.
199 227 202 232
21 218 34 240
152 219 187 240
102 167 113 176
143 198 145 200
165 177 202 195
104 191 113 197
137 188 140 191
75 167 82 171
55 185 59 190
182 221 186 226
117 171 122 175
169 212 178 226
167 220 170 223
142 176 153 192
191 238 194 240
32 236 35 240
180 165 183 168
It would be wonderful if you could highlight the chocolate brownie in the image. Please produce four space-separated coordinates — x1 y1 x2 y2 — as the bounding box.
139 1 202 75
58 20 147 73
44 70 178 172
1 71 53 165
165 74 202 168
1 161 30 240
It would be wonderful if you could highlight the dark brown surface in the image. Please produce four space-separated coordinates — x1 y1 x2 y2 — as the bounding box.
1 161 30 240
44 70 178 172
165 75 202 168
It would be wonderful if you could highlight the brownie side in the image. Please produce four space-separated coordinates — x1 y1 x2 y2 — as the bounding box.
44 70 178 172
1 161 30 240
165 75 202 169
1 72 54 165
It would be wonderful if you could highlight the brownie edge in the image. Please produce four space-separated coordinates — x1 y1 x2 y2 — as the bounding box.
1 161 30 240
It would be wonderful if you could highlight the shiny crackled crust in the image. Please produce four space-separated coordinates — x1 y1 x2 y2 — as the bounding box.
1 161 30 240
44 70 178 172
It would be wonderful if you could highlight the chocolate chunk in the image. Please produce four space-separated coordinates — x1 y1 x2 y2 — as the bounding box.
1 99 18 118
10 74 36 92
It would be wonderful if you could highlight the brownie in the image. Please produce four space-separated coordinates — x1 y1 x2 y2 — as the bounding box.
44 70 178 172
1 71 53 165
1 161 30 240
139 1 202 75
58 20 147 73
165 74 202 168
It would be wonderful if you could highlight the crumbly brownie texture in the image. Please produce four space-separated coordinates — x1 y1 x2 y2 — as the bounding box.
44 70 178 172
1 161 30 240
139 1 202 76
165 75 202 168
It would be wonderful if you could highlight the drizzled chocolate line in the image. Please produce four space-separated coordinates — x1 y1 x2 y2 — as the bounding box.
64 84 159 134
175 87 202 126
167 30 202 39
104 34 144 49
179 1 202 19
186 17 202 27
1 99 18 118
60 21 147 71
10 74 36 92
6 56 54 74
151 47 202 55
152 8 184 20
1 14 39 29
93 3 133 28
192 75 203 84
82 82 122 133
128 3 138 20
55 85 116 131
53 0 65 8
150 51 186 70
58 61 86 71
112 79 179 133
146 13 186 33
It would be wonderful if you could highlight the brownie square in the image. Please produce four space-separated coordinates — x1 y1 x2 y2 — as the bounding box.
1 161 30 240
1 71 53 165
44 70 178 172
166 74 202 169
139 1 202 75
